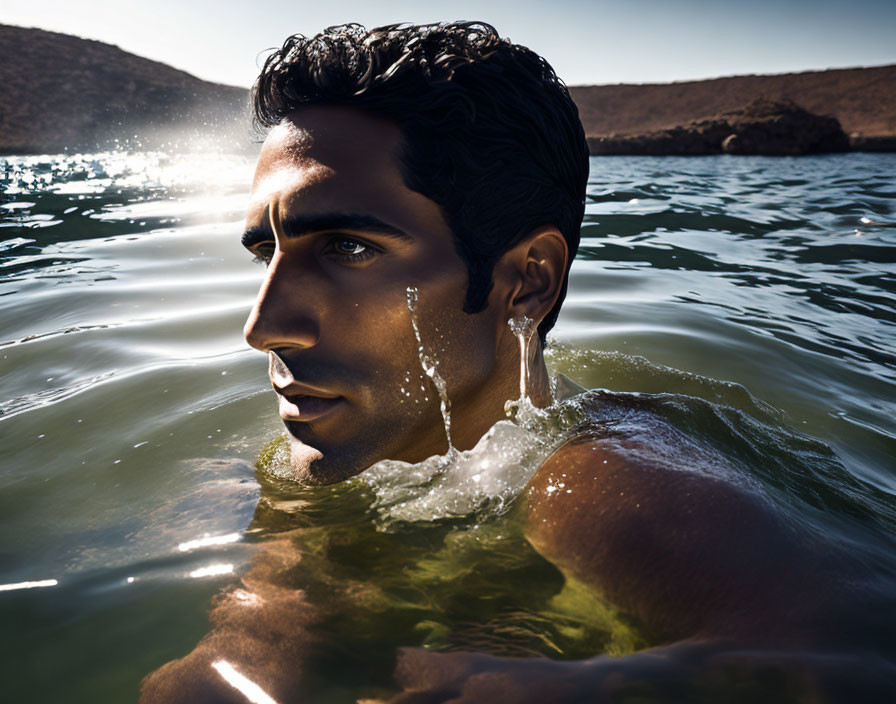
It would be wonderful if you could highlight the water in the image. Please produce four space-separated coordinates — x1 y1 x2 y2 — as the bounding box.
509 314 536 399
2 151 895 701
406 285 456 458
504 313 552 428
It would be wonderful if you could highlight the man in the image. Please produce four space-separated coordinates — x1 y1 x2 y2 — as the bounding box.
141 22 894 702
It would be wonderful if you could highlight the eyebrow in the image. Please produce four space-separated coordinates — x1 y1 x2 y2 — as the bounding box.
240 213 413 249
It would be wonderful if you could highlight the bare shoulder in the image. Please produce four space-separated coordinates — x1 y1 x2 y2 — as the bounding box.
524 429 855 645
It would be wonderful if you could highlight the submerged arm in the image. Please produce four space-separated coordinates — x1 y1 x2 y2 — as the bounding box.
139 531 316 704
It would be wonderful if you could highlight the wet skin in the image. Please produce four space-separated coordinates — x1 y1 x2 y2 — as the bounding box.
140 108 895 702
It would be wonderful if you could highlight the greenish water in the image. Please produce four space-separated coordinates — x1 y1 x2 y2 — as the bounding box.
1 151 894 701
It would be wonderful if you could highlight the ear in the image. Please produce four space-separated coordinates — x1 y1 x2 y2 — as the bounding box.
492 226 568 327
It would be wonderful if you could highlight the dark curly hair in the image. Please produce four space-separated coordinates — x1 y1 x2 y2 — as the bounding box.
253 22 588 342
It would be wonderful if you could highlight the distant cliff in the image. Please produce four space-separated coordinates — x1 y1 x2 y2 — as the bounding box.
1 24 894 156
0 24 250 154
570 65 896 154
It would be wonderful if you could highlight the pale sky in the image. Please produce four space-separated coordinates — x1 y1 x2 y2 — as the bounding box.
5 0 896 88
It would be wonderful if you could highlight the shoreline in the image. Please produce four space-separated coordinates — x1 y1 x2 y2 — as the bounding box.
586 133 896 157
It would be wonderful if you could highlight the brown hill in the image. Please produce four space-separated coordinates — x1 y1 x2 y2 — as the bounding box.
569 64 896 150
0 24 251 154
1 24 893 155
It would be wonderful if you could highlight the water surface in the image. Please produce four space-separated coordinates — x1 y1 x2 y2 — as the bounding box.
1 151 894 701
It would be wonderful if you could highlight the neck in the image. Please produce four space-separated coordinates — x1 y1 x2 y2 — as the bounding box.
448 338 553 454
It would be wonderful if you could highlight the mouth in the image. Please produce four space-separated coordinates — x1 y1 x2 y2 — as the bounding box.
278 392 344 423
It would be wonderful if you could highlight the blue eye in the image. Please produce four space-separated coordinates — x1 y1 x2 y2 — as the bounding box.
334 238 368 256
330 237 377 262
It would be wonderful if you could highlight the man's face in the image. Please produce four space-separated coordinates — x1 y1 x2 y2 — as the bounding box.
243 107 515 484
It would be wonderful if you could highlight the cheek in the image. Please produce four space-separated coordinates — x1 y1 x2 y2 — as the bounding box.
343 266 493 403
351 303 438 408
417 303 499 393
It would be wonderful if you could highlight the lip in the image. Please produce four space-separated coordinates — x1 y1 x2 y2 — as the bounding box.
272 378 340 398
278 392 343 422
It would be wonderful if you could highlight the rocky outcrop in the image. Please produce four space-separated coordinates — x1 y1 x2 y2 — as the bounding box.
570 64 896 147
0 24 251 154
588 99 850 156
719 99 849 154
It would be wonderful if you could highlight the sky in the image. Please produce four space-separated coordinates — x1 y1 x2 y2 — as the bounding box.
5 0 896 88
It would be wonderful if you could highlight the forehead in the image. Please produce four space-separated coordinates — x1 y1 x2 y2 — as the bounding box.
254 106 402 178
246 106 450 244
250 107 401 211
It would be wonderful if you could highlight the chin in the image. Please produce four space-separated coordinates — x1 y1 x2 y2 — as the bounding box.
287 436 367 486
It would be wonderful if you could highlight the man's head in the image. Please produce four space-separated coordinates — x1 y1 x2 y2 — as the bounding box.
252 21 589 343
243 22 588 484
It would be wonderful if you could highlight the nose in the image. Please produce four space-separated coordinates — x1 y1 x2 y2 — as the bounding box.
243 254 320 353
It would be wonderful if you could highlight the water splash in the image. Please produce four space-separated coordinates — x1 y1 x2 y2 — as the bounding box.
359 296 570 529
360 386 593 529
509 314 535 398
361 420 554 528
356 297 600 529
504 315 549 429
407 286 456 459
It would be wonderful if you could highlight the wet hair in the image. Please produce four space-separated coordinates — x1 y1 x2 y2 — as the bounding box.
253 22 589 342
